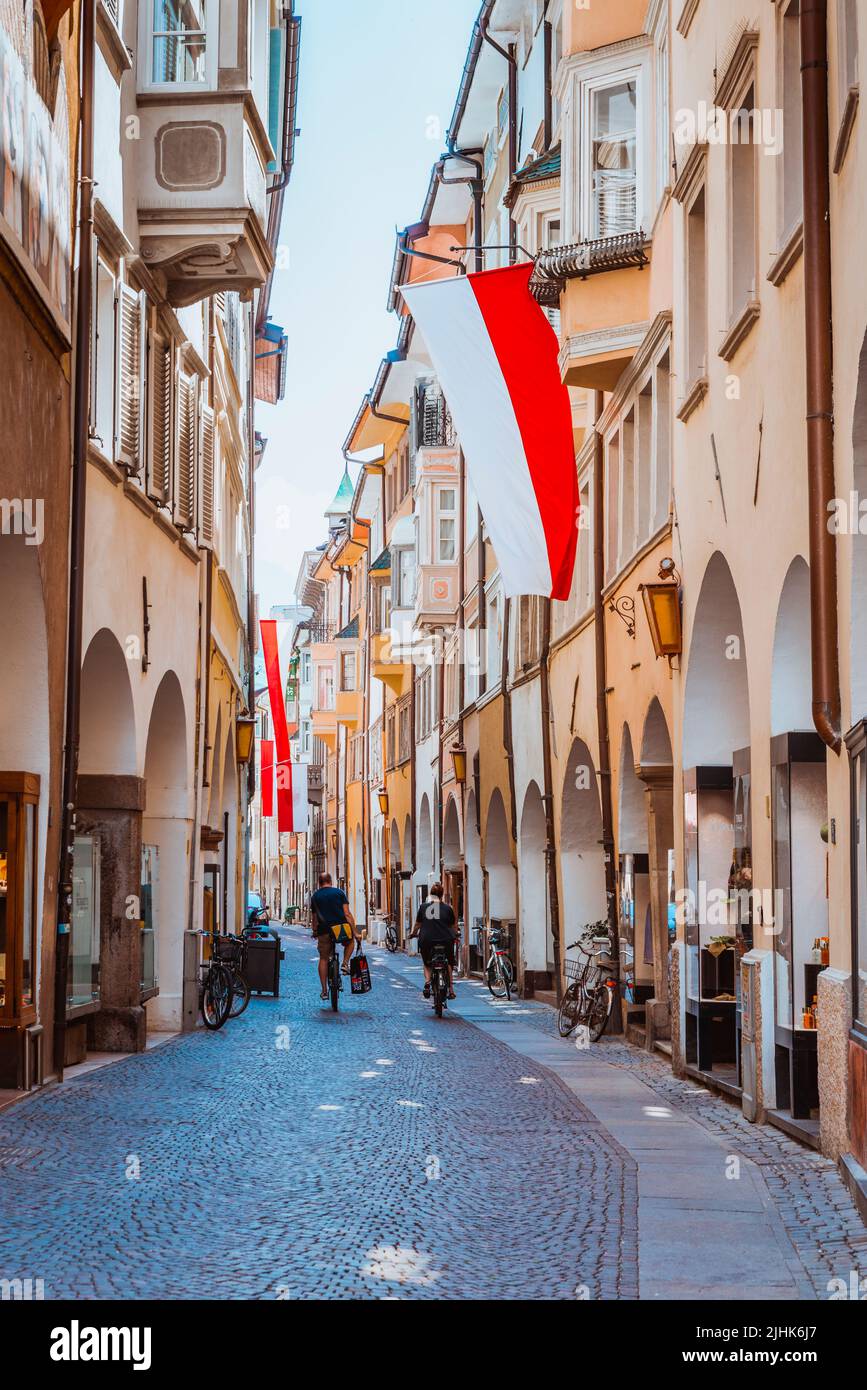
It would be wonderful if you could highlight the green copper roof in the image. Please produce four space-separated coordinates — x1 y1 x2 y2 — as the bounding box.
369 547 391 574
325 466 355 516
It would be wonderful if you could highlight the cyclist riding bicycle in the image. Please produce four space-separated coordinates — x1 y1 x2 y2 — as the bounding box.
309 872 359 1001
410 883 458 1001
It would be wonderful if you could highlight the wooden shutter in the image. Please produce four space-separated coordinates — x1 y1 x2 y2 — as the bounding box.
198 404 216 548
174 373 196 532
114 284 143 474
147 331 172 505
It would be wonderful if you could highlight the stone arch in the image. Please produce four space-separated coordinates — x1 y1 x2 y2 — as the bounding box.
484 788 515 920
142 671 189 1030
560 738 607 948
640 697 673 767
771 555 813 735
519 780 548 971
683 552 750 767
417 793 433 876
79 628 137 776
442 792 462 873
465 789 482 932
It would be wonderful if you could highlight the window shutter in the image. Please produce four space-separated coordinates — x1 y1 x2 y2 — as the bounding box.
174 373 196 532
147 331 172 505
115 284 143 474
88 239 100 439
199 403 216 548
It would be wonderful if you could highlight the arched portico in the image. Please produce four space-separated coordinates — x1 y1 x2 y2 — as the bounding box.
143 671 190 1032
519 781 549 977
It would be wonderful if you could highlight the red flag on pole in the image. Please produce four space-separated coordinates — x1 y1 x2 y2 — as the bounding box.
260 619 294 832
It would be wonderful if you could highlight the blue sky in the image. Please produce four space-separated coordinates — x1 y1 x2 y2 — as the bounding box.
254 0 480 615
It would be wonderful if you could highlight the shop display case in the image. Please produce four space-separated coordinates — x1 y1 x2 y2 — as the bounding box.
771 732 827 1121
683 766 741 1089
0 774 39 1088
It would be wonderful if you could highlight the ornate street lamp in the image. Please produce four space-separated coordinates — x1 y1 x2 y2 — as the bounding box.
235 714 257 764
450 744 468 784
640 558 683 659
377 787 390 817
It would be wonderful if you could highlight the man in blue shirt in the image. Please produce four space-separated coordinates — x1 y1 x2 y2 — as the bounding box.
309 872 358 1000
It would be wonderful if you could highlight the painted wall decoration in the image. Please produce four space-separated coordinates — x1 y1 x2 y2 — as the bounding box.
0 1 71 336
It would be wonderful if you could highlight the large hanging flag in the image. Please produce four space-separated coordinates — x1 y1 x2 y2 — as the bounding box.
401 262 579 601
260 620 308 834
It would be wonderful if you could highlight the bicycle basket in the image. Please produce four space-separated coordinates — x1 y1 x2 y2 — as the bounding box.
564 959 585 983
214 935 243 964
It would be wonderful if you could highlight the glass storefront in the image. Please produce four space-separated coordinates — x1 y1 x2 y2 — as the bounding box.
70 836 100 1009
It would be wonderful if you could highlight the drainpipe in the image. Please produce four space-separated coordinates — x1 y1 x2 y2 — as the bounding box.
593 391 622 1033
539 599 563 1000
54 0 96 1081
801 0 841 753
480 11 518 260
437 151 484 274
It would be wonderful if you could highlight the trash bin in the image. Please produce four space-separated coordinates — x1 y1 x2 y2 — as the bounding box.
243 927 283 996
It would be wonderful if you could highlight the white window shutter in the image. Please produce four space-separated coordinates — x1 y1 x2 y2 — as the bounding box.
115 284 143 474
199 403 216 548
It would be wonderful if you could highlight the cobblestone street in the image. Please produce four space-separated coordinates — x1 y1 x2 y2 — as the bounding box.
0 926 865 1302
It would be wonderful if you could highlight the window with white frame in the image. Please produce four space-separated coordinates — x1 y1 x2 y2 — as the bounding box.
437 487 457 563
550 2 563 134
650 0 670 204
146 1 215 87
300 719 312 757
90 255 116 455
340 651 356 693
591 80 637 237
465 618 481 705
779 1 803 240
517 596 542 670
394 547 415 609
568 44 652 243
415 667 432 743
604 338 672 581
553 464 593 639
316 665 335 711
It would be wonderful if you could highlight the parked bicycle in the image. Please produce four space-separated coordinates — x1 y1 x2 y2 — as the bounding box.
214 933 251 1019
557 920 617 1043
485 923 515 1000
384 916 399 954
429 943 451 1018
198 932 234 1031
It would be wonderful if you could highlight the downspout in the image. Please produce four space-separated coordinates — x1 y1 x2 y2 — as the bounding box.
801 0 841 753
55 0 96 1081
437 151 485 274
594 391 622 1033
543 15 553 150
539 599 563 999
480 11 518 259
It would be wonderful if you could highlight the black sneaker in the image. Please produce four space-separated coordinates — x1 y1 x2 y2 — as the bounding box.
423 983 431 998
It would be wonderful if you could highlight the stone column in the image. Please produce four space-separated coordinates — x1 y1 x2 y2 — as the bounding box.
638 763 674 1044
817 967 852 1160
77 775 147 1054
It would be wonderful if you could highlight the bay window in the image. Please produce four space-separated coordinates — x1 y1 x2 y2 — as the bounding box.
565 43 652 244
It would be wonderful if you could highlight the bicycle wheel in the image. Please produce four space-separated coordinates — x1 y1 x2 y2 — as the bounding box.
202 964 232 1030
501 957 513 1002
486 958 509 999
228 968 251 1018
557 984 580 1037
329 954 340 1012
587 984 613 1043
433 969 445 1018
385 928 397 954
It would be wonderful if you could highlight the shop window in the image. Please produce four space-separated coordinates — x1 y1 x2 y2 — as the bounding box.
141 844 159 994
0 775 39 1025
70 836 101 1010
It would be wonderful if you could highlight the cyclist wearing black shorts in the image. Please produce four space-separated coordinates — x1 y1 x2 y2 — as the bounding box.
410 883 458 1000
310 872 358 1000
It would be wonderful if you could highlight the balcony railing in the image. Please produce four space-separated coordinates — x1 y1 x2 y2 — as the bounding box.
529 230 648 306
414 382 456 451
309 621 335 644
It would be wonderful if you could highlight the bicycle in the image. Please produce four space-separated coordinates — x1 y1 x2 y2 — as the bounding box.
214 933 251 1019
198 932 234 1030
557 921 617 1043
485 924 514 1000
325 933 342 1012
429 944 451 1018
384 916 399 954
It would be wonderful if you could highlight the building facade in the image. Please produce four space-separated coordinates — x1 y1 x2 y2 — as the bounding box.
287 0 867 1200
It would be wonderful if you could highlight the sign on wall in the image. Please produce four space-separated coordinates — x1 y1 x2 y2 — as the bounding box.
0 3 71 337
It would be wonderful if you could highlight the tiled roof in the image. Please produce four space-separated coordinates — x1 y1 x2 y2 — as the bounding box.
335 616 359 640
505 144 561 207
369 547 391 574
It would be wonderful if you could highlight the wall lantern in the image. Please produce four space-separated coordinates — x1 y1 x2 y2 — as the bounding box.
640 558 683 659
330 829 338 850
236 714 257 765
377 787 390 817
450 744 468 784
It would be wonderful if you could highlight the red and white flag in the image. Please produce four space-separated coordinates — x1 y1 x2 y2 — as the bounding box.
260 620 308 834
401 262 578 600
